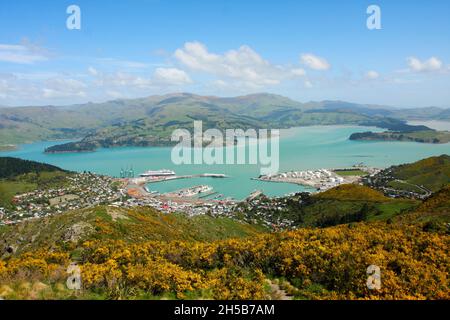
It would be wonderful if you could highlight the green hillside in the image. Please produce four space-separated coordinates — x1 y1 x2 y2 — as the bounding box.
0 157 70 209
0 157 67 179
365 155 450 197
237 184 419 228
406 185 450 224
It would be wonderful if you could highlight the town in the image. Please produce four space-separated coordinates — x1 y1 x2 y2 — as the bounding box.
0 165 381 228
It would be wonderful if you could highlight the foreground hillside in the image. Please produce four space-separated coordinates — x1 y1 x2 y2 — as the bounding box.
0 183 449 300
0 156 449 300
0 205 265 255
0 220 448 300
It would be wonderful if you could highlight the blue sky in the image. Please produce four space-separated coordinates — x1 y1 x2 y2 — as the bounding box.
0 0 449 107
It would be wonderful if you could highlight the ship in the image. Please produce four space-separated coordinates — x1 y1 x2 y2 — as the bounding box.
139 169 176 177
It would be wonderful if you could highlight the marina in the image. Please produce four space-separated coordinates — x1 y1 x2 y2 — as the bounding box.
256 166 379 191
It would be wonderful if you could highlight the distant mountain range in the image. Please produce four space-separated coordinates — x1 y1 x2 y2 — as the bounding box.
0 93 449 152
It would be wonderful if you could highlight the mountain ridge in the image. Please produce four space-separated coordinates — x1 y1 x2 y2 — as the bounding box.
1 92 449 151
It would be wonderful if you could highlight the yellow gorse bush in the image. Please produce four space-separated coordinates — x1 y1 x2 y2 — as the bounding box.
0 222 448 299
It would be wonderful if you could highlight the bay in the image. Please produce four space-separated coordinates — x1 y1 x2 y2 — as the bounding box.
2 125 449 200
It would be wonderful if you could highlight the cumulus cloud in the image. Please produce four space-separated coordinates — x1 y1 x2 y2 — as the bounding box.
90 67 191 90
0 43 48 64
42 78 87 98
407 56 443 72
0 73 87 104
174 41 305 88
96 58 150 69
153 67 192 85
300 53 330 71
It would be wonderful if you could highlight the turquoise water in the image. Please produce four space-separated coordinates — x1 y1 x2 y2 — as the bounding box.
2 125 449 200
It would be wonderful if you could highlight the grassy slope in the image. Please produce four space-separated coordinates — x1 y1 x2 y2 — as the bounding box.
0 206 266 255
391 155 450 192
0 171 70 209
302 185 418 226
0 157 67 178
403 185 450 224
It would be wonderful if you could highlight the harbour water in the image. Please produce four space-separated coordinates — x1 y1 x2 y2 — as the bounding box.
2 125 450 200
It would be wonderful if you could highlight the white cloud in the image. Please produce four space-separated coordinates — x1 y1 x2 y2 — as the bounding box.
291 68 306 76
407 56 443 72
300 53 330 71
0 43 48 64
90 67 192 92
96 58 150 69
174 41 302 88
365 70 380 79
153 68 192 85
42 78 87 99
88 66 99 76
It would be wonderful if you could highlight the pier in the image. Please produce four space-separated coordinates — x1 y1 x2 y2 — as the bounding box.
131 173 228 185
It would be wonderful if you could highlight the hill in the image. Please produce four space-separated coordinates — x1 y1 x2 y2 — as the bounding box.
315 184 389 201
0 220 447 300
365 155 450 197
0 157 67 179
0 157 71 210
236 184 419 228
405 185 450 225
0 205 266 255
0 93 434 152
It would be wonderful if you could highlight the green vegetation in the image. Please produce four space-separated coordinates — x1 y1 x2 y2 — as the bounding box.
0 172 70 209
389 155 450 191
0 220 448 300
238 185 419 228
0 155 449 300
401 184 450 225
0 157 70 209
0 180 36 209
315 184 388 201
365 155 450 197
300 185 418 227
0 157 68 178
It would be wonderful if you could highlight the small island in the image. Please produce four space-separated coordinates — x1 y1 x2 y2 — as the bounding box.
350 130 450 144
0 145 17 152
